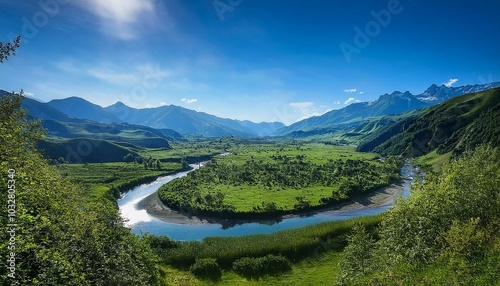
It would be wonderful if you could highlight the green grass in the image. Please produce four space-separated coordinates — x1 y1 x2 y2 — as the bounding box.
158 143 399 215
158 215 382 269
51 139 235 199
54 161 183 198
416 150 452 171
215 184 335 212
161 251 342 286
157 216 381 285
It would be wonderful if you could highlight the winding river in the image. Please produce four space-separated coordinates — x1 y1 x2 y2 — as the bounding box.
118 162 416 241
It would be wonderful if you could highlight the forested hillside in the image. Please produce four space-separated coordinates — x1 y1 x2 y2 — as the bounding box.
357 88 500 157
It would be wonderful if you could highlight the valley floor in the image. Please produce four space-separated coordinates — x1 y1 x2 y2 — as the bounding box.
137 177 409 226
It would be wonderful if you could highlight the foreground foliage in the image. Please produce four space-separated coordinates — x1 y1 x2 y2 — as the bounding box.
0 94 161 285
150 216 381 272
337 145 500 285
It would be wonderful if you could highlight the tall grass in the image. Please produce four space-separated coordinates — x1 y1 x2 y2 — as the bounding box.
154 215 382 269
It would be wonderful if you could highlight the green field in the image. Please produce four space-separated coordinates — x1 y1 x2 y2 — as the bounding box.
158 143 401 216
51 139 239 199
160 250 343 286
55 161 184 199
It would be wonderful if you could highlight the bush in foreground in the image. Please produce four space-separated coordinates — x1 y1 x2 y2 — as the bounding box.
233 254 291 280
189 258 222 281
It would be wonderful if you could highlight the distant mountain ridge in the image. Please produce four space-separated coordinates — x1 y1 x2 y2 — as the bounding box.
275 82 500 136
48 97 123 124
2 82 498 138
1 90 285 138
45 97 284 137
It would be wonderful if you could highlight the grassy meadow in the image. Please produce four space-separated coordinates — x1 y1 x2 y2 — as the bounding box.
55 161 184 199
158 143 401 216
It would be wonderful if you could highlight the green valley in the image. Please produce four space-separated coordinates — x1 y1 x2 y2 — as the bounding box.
158 144 400 217
3 3 500 284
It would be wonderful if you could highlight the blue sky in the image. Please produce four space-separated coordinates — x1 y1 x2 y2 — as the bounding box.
1 0 499 124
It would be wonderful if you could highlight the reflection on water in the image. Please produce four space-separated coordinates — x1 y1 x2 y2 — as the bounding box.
119 163 416 241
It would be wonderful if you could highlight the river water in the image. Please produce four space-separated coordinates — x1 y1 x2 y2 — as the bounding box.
118 162 416 241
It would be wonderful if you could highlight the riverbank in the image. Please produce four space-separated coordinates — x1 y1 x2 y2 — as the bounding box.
137 177 411 227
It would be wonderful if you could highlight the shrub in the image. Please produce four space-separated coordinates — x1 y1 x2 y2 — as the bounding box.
142 234 178 250
189 258 222 281
233 254 291 279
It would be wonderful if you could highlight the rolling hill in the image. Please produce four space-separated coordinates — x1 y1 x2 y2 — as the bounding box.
37 138 138 163
42 120 185 148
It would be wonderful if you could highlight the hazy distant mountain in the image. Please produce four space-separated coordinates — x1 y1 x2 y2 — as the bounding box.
104 102 284 137
4 90 284 137
21 97 81 123
48 97 123 123
275 82 500 136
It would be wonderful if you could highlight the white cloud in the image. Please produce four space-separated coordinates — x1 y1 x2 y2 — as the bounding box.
290 102 331 122
344 88 357 93
443 78 459 87
82 0 157 40
290 102 314 109
345 97 361 105
359 91 365 94
160 102 167 106
333 100 341 105
55 60 171 86
88 68 139 84
181 98 198 104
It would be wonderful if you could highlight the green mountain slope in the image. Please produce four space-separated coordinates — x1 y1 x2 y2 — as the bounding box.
42 120 185 147
37 138 138 163
357 88 500 157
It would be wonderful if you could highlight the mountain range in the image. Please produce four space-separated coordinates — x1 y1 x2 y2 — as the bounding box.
2 81 499 139
46 97 284 137
356 87 500 157
275 82 500 136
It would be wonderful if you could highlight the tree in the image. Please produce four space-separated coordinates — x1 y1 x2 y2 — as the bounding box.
338 145 500 284
0 36 21 63
0 49 162 284
337 223 376 285
181 156 189 169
